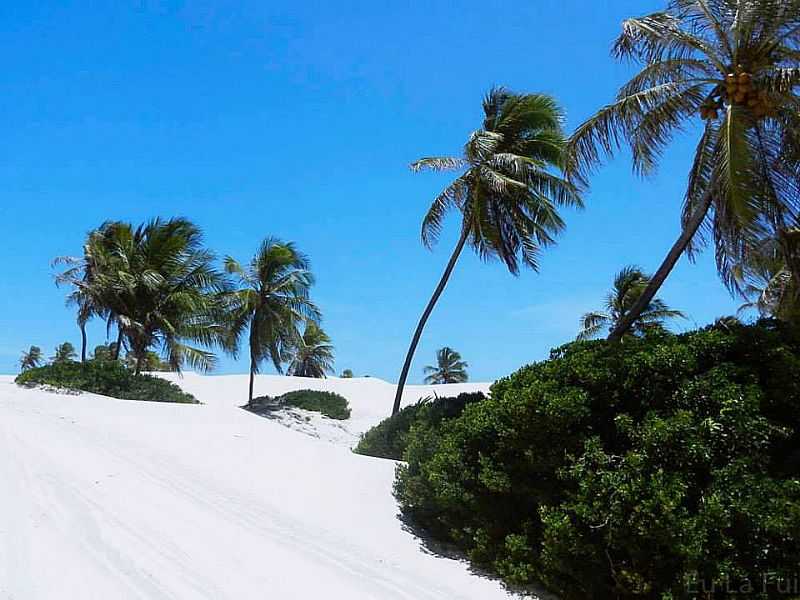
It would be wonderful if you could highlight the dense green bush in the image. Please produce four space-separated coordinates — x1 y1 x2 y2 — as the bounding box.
394 320 800 599
15 360 197 404
355 392 486 460
278 389 351 420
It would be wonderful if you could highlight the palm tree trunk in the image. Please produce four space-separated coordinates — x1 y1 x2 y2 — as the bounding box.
248 364 256 405
392 228 469 415
112 328 123 360
80 322 87 363
608 189 713 342
135 354 144 376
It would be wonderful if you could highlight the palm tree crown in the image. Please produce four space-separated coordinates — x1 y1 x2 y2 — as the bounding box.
578 266 686 340
19 346 44 371
92 218 230 374
392 88 581 414
225 238 320 403
423 347 469 384
51 342 78 364
287 322 335 378
568 0 800 340
732 224 800 321
414 87 582 272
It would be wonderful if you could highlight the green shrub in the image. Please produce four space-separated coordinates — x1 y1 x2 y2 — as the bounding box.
15 360 197 404
278 389 351 420
355 392 486 460
394 320 800 599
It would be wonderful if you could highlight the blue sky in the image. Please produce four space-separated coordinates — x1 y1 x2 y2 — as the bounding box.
0 0 739 380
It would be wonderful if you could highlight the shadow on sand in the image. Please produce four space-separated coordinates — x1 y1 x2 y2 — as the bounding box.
396 512 558 600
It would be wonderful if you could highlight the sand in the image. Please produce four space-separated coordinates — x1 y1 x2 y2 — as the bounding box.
0 373 521 600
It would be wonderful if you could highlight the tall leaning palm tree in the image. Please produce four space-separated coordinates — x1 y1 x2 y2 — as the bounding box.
578 265 686 340
423 347 469 384
225 239 320 404
392 87 581 415
568 0 800 342
287 322 335 378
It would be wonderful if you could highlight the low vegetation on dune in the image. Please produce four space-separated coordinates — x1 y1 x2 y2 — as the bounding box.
354 392 485 460
248 389 351 420
394 320 800 598
15 360 198 404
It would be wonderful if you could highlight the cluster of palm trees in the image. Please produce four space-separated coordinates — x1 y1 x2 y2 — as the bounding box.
45 2 800 416
392 0 800 414
19 342 78 371
54 220 336 403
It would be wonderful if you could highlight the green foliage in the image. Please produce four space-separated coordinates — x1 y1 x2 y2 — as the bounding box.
394 321 800 599
124 350 174 372
278 389 351 420
355 392 485 460
92 343 119 362
19 345 44 371
51 341 78 364
15 360 197 404
340 369 354 378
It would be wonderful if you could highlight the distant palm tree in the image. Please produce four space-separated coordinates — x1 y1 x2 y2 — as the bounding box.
567 1 800 341
392 87 581 414
423 347 468 384
731 226 800 322
19 346 44 371
93 218 230 375
287 322 335 378
53 224 120 362
225 238 320 404
578 266 686 340
51 342 78 364
340 369 354 378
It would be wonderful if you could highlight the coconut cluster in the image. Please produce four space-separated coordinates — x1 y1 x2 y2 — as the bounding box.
699 66 776 120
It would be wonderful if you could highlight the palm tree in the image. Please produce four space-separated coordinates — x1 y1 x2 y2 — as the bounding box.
567 0 800 342
94 218 230 375
577 266 686 340
340 369 354 378
51 342 78 364
287 322 335 378
392 87 581 414
53 224 119 362
19 346 44 371
731 225 800 321
224 238 320 404
423 347 469 384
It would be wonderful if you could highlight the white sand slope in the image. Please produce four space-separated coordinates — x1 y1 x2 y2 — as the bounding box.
0 373 520 600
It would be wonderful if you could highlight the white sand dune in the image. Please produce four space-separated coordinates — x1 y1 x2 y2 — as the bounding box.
0 373 520 600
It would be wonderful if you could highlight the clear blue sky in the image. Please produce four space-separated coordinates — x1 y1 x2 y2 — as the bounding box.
0 0 739 380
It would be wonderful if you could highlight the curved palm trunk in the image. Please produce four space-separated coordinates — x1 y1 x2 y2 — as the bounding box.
392 229 469 415
608 190 713 342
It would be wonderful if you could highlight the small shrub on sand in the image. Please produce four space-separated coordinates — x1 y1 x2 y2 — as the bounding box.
15 360 197 404
278 389 351 420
